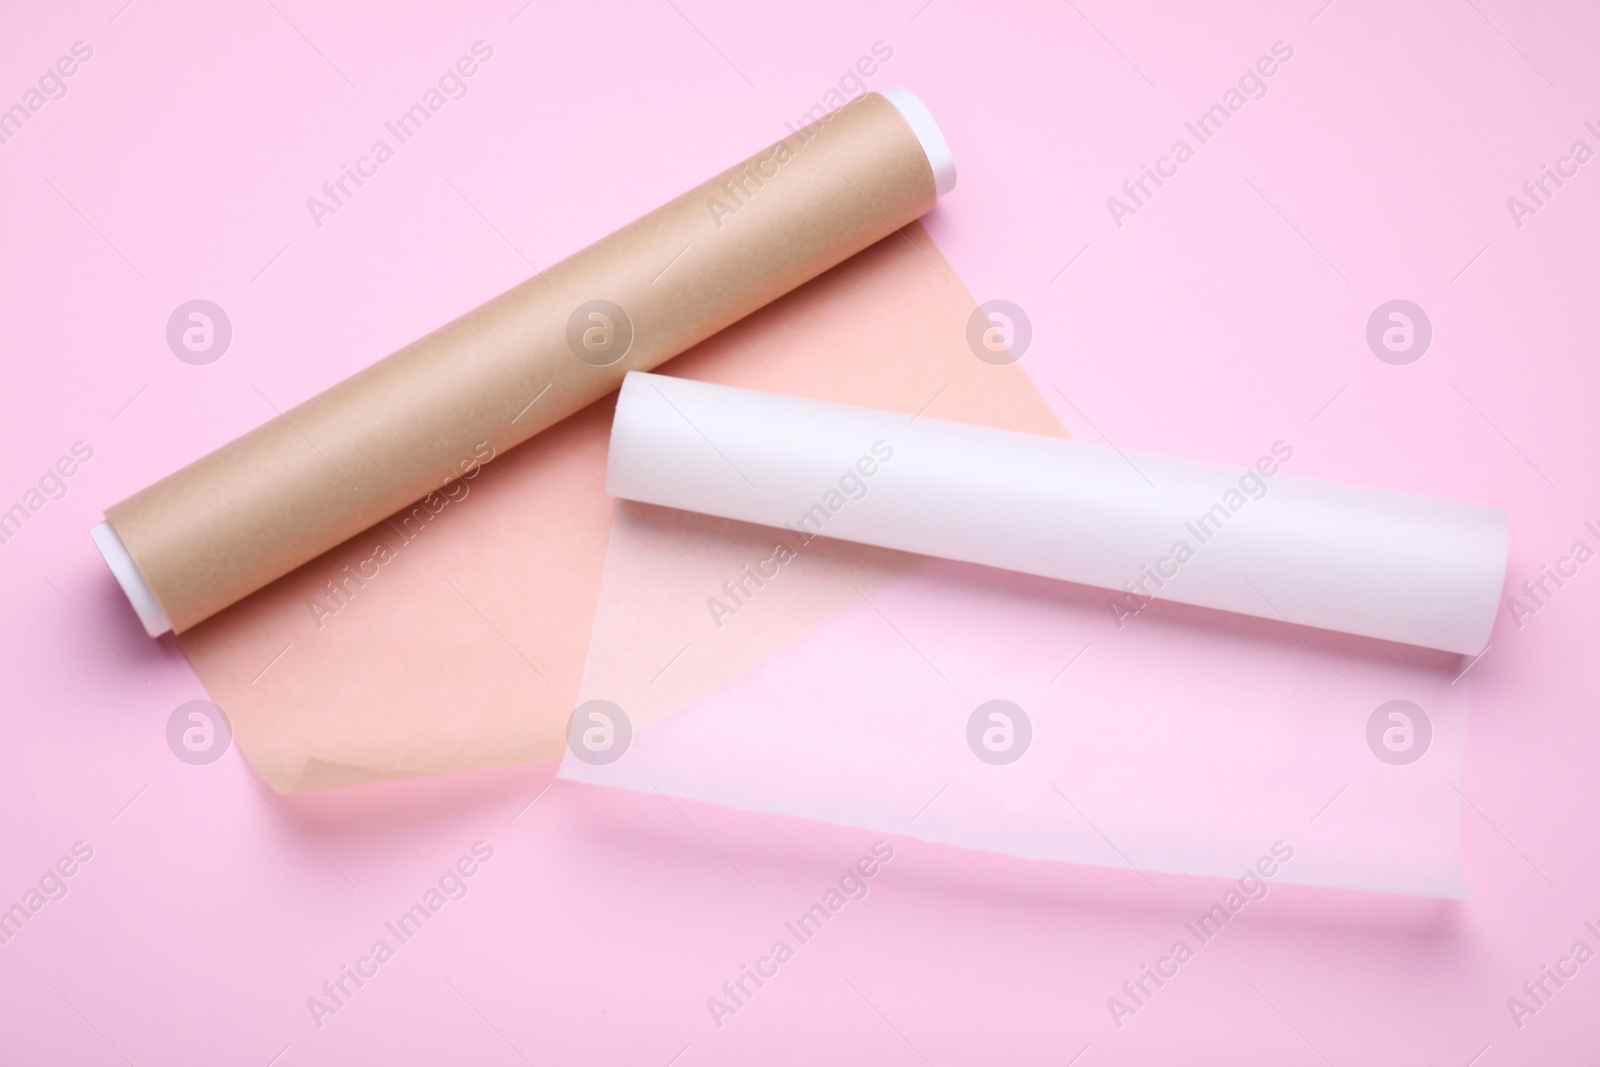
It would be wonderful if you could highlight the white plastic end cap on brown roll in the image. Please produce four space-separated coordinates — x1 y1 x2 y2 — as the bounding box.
90 521 172 637
882 87 957 196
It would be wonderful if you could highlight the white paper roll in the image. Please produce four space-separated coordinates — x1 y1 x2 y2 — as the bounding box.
607 372 1508 655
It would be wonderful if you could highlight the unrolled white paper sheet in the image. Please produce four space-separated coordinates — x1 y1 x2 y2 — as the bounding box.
607 373 1507 656
563 371 1498 897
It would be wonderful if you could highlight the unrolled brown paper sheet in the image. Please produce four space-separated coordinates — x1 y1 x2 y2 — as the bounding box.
106 92 936 633
178 225 1059 792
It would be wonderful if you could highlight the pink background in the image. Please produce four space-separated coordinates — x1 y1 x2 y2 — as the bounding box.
2 0 1597 1062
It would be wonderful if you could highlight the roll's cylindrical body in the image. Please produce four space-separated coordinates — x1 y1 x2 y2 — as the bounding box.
608 372 1509 655
104 91 942 634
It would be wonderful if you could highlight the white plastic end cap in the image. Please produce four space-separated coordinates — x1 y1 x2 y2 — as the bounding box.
90 520 171 637
882 87 956 197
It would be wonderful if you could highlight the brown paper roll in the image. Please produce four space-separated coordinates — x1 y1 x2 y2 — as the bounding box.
97 90 949 634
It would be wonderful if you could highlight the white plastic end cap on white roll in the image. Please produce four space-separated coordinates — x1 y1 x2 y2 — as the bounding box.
882 87 957 197
90 520 172 637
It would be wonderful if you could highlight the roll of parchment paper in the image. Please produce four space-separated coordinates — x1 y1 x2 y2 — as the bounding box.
608 372 1508 655
94 88 954 636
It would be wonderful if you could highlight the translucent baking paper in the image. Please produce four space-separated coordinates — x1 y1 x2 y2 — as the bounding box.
175 224 1058 792
565 399 1481 897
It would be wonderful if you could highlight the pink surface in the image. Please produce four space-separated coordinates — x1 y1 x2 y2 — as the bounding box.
1 0 1596 1063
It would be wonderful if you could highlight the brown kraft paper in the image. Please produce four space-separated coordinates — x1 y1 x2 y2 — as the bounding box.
105 91 937 633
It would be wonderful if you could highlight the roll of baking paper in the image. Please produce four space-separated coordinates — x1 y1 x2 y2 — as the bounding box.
94 89 954 636
608 372 1508 655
